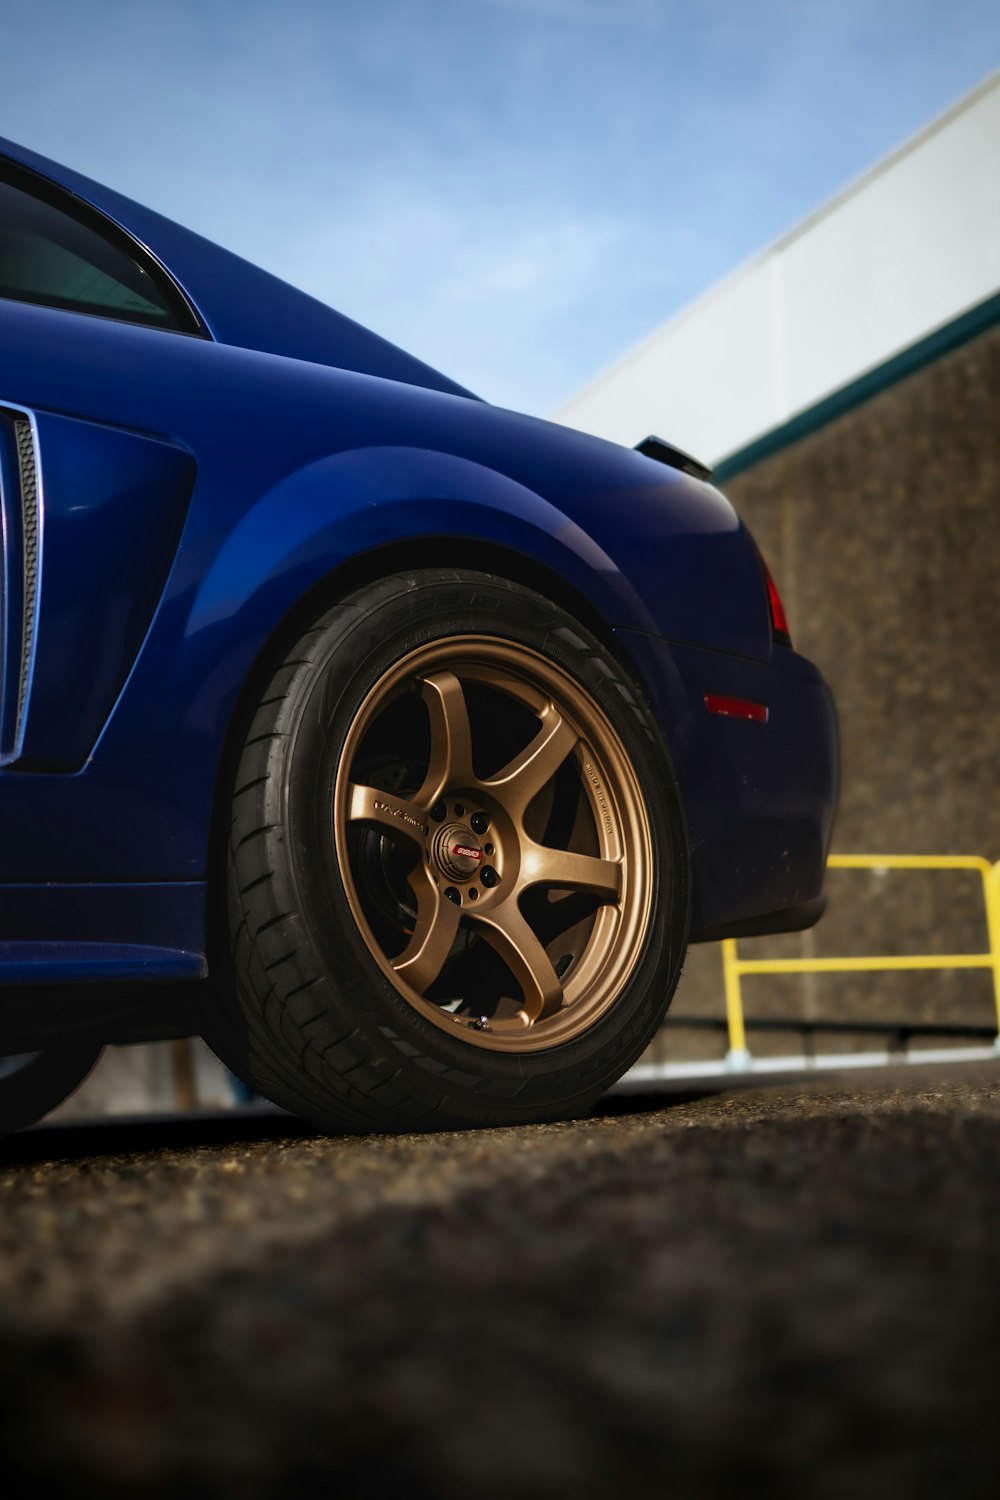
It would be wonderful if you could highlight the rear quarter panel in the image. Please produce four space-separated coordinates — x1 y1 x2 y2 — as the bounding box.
0 298 770 886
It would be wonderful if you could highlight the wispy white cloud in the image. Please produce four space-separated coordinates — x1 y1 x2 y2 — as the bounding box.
267 185 641 408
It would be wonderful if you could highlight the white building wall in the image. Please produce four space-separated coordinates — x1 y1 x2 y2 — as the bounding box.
555 72 1000 466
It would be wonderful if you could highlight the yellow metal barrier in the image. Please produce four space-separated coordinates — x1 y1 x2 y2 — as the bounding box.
721 855 1000 1070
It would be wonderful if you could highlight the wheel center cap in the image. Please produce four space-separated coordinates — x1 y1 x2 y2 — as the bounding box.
434 823 483 881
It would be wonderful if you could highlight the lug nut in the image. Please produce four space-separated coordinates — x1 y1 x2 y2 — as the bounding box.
444 887 461 905
431 801 447 823
470 812 489 835
480 866 498 888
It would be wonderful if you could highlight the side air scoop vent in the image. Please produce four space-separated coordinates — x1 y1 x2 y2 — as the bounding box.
0 405 42 764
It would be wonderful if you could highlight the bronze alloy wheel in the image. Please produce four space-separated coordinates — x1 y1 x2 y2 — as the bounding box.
334 637 654 1051
223 569 690 1133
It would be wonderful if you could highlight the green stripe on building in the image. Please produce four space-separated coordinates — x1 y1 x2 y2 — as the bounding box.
715 287 1000 484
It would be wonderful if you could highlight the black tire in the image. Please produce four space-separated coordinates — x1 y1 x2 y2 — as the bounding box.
0 1044 102 1134
218 570 690 1132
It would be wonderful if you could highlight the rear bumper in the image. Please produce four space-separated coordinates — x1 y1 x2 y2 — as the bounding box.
616 630 839 941
692 895 826 944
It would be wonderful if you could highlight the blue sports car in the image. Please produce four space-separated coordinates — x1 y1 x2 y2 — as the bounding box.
0 138 838 1133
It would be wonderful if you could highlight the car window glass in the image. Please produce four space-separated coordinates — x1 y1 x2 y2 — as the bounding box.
0 174 195 331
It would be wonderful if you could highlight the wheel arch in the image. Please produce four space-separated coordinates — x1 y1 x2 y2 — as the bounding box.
204 535 664 967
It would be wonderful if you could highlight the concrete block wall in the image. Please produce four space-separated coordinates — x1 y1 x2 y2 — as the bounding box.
649 320 1000 1064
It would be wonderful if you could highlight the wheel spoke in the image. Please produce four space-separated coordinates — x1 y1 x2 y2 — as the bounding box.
482 706 578 820
347 783 431 845
519 841 622 902
474 901 564 1023
392 866 461 994
413 671 475 805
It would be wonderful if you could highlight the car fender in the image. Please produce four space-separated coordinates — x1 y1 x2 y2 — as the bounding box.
186 444 658 645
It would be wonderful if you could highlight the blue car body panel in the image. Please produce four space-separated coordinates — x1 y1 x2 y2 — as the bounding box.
0 138 838 1015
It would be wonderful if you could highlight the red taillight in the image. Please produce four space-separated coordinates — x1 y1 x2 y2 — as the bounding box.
704 694 769 724
762 557 792 647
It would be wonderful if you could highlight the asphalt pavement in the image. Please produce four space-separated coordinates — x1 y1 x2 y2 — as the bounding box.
1 1062 998 1498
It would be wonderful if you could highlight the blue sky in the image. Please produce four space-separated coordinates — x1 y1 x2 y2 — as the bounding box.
1 0 999 412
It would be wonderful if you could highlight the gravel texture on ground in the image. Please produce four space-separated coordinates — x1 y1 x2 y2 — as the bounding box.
1 1062 998 1498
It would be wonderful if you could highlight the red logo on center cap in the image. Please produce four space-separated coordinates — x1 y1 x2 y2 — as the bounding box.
453 844 482 861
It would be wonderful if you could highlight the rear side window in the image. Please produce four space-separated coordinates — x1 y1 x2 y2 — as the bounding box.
0 166 202 334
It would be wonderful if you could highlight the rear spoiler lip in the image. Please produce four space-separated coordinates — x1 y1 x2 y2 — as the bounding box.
635 434 713 482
